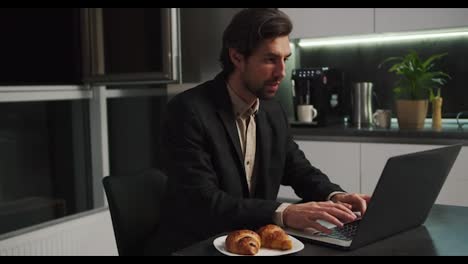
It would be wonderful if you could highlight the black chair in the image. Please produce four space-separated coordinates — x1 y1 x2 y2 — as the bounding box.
103 169 167 256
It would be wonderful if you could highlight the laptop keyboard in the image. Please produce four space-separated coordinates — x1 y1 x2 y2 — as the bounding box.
319 220 361 241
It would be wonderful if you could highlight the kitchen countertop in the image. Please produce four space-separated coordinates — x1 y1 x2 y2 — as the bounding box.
291 119 468 145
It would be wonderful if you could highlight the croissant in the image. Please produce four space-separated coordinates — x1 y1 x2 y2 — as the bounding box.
225 230 261 255
257 224 293 250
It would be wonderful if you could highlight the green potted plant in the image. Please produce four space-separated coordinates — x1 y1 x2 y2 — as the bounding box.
379 51 450 130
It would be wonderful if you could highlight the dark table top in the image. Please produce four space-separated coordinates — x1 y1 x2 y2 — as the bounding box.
173 204 468 256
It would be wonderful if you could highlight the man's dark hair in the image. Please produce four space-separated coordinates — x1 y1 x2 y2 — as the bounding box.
219 8 293 75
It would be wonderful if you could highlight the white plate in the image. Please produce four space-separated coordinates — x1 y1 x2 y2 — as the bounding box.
213 234 304 256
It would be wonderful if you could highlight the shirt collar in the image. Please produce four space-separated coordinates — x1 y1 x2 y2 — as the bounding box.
226 82 260 118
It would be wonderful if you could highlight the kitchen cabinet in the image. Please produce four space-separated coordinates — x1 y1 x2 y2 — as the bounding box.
281 8 468 40
83 8 180 84
278 141 361 201
360 143 435 195
0 8 181 86
279 140 468 207
375 8 468 33
361 143 468 207
280 8 374 39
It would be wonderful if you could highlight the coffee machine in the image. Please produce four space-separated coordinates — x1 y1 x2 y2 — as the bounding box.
292 67 348 126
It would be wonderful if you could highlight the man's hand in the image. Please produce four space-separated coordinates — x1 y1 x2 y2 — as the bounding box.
330 193 371 216
283 201 358 234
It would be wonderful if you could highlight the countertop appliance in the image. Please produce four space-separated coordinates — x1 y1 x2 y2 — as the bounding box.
292 67 348 126
351 82 374 128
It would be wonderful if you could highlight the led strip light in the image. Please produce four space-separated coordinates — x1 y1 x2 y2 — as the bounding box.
298 28 468 48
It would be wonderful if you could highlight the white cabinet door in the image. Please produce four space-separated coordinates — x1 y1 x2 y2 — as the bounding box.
360 143 436 195
361 143 468 206
281 8 374 39
375 8 468 33
278 141 361 201
435 147 468 206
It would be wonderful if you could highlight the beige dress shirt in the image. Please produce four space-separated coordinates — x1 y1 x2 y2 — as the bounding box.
226 83 259 194
226 83 344 227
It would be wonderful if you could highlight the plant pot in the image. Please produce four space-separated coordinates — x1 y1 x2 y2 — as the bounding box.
396 99 428 130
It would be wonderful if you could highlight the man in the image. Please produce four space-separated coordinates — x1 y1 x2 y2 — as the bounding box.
145 8 370 255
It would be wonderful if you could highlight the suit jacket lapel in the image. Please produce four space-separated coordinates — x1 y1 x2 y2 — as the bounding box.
212 74 245 174
217 109 244 169
254 105 272 199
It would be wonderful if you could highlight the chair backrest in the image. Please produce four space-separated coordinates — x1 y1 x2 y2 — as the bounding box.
103 169 167 256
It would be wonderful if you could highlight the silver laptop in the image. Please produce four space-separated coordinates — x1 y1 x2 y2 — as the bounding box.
286 144 462 250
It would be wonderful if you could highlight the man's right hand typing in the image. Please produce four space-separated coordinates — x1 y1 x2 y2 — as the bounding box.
283 201 357 234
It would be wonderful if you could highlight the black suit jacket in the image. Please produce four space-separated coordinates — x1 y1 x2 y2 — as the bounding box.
146 73 344 255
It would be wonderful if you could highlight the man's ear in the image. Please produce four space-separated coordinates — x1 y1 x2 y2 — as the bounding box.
228 48 243 67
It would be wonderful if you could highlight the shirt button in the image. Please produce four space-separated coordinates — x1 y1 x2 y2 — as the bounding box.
246 161 250 165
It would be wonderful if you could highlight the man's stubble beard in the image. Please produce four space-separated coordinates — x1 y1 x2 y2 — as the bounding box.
244 81 276 100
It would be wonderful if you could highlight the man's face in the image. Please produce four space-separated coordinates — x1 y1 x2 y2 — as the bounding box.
238 36 292 100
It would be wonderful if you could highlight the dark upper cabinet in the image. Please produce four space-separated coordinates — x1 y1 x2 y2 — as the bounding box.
0 8 180 86
0 8 83 85
82 8 180 85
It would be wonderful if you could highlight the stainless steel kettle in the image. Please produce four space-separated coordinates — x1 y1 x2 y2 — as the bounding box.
351 82 374 128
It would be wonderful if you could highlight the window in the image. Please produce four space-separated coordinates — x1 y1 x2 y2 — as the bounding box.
0 7 178 239
0 99 99 235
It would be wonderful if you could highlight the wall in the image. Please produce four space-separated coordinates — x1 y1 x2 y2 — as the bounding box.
180 8 242 83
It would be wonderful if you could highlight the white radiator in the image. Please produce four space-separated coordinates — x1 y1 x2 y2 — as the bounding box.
0 209 118 256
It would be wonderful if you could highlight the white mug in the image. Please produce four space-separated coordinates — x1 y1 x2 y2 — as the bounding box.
297 104 318 123
373 109 392 129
